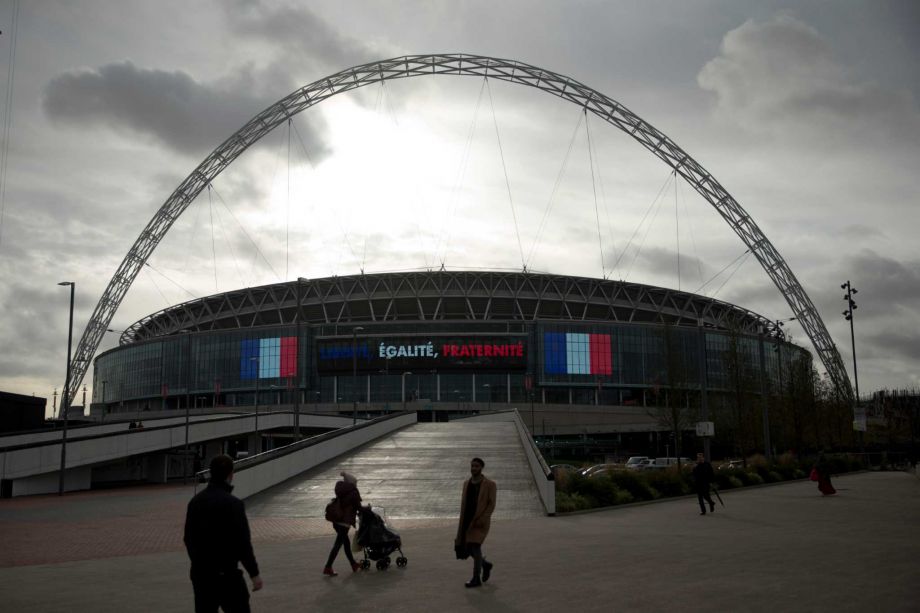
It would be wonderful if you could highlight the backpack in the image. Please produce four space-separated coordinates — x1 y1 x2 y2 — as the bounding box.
325 497 342 523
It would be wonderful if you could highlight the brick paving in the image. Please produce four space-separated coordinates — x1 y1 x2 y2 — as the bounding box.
0 472 918 612
0 483 454 568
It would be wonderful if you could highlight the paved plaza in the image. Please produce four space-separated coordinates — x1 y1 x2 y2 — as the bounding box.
0 471 917 612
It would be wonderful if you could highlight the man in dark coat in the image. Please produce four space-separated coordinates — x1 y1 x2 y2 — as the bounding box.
456 457 497 588
184 454 263 613
692 452 716 515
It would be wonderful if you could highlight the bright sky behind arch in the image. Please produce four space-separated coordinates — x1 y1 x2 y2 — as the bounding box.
0 0 918 413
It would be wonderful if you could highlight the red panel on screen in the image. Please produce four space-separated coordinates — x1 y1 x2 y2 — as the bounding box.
589 334 611 375
280 336 298 377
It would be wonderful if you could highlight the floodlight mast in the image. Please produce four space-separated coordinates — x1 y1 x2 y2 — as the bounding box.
63 54 853 404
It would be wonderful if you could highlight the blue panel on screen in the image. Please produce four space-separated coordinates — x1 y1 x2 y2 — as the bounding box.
240 339 259 379
544 332 567 374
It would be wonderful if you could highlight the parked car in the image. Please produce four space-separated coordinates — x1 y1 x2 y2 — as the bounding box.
579 463 620 477
718 459 745 471
625 456 650 470
550 464 577 477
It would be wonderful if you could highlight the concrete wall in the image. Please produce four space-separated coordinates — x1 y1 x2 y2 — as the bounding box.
229 413 418 500
459 410 556 515
11 466 91 496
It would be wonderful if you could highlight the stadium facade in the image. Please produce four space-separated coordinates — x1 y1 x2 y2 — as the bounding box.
92 271 810 415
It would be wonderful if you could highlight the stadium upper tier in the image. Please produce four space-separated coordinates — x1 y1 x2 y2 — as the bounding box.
118 270 775 344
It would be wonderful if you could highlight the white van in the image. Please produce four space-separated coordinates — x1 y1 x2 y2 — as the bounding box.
625 456 650 470
647 457 691 469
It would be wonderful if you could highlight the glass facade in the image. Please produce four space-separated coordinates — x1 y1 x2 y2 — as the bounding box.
92 319 810 412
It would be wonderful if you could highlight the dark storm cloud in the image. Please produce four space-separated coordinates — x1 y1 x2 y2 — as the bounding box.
697 14 920 141
42 61 330 157
866 331 920 362
847 250 920 311
223 0 385 69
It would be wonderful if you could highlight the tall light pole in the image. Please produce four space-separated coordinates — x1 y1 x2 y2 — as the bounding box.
402 371 413 411
352 326 364 426
841 281 860 401
57 281 75 496
842 280 863 451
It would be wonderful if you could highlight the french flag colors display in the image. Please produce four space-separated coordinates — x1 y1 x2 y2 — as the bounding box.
544 332 612 375
240 337 298 379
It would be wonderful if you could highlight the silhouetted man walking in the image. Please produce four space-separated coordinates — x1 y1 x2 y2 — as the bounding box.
456 457 497 588
692 452 716 515
184 454 263 612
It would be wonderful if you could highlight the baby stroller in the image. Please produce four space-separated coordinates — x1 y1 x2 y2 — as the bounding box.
356 505 407 570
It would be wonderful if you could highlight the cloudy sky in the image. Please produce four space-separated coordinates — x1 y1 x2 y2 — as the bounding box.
0 0 917 413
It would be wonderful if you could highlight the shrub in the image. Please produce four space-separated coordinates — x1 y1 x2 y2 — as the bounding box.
580 474 625 507
726 475 743 489
792 468 806 479
777 451 798 467
746 472 765 485
732 469 753 486
747 453 768 469
645 468 692 497
556 492 594 513
767 471 784 483
609 471 661 501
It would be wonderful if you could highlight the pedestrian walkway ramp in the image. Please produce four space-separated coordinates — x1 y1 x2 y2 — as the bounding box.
247 421 546 520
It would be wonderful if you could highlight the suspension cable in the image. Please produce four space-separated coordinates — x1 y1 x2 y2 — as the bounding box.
584 109 606 279
207 185 218 291
711 250 752 299
485 78 525 269
620 171 674 280
679 178 705 288
208 183 282 282
143 261 198 300
694 248 751 295
286 117 291 280
290 119 360 264
0 0 21 252
525 111 583 269
437 77 486 267
674 169 680 291
144 267 172 309
209 184 246 289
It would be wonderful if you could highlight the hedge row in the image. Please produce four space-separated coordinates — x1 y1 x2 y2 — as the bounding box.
554 454 865 513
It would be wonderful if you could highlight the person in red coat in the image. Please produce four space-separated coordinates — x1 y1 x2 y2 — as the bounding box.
455 457 497 588
323 471 362 576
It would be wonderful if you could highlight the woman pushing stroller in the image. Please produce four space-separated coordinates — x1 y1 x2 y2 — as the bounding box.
323 471 365 576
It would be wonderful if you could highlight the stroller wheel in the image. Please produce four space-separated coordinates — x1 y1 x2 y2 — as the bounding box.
361 559 371 570
376 559 387 571
396 556 407 568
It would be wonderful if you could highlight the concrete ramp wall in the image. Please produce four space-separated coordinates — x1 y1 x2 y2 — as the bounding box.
246 420 548 521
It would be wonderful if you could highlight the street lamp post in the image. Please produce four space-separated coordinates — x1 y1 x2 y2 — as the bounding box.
57 281 75 496
402 371 413 411
483 383 491 411
250 356 261 451
101 380 108 422
352 326 364 426
182 330 192 483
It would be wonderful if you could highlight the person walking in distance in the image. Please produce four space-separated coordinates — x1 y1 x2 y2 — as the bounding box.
184 454 263 613
323 471 363 576
456 457 497 588
692 452 716 515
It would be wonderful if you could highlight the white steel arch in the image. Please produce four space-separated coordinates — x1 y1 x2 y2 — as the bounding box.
65 54 853 403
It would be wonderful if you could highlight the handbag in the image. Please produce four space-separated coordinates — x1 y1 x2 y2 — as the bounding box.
454 542 469 560
809 468 819 482
324 498 342 523
351 531 363 553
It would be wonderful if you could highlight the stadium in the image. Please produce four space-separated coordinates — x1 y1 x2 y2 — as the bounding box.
92 269 810 440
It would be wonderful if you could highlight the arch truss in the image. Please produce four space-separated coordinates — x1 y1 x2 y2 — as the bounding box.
65 54 853 403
